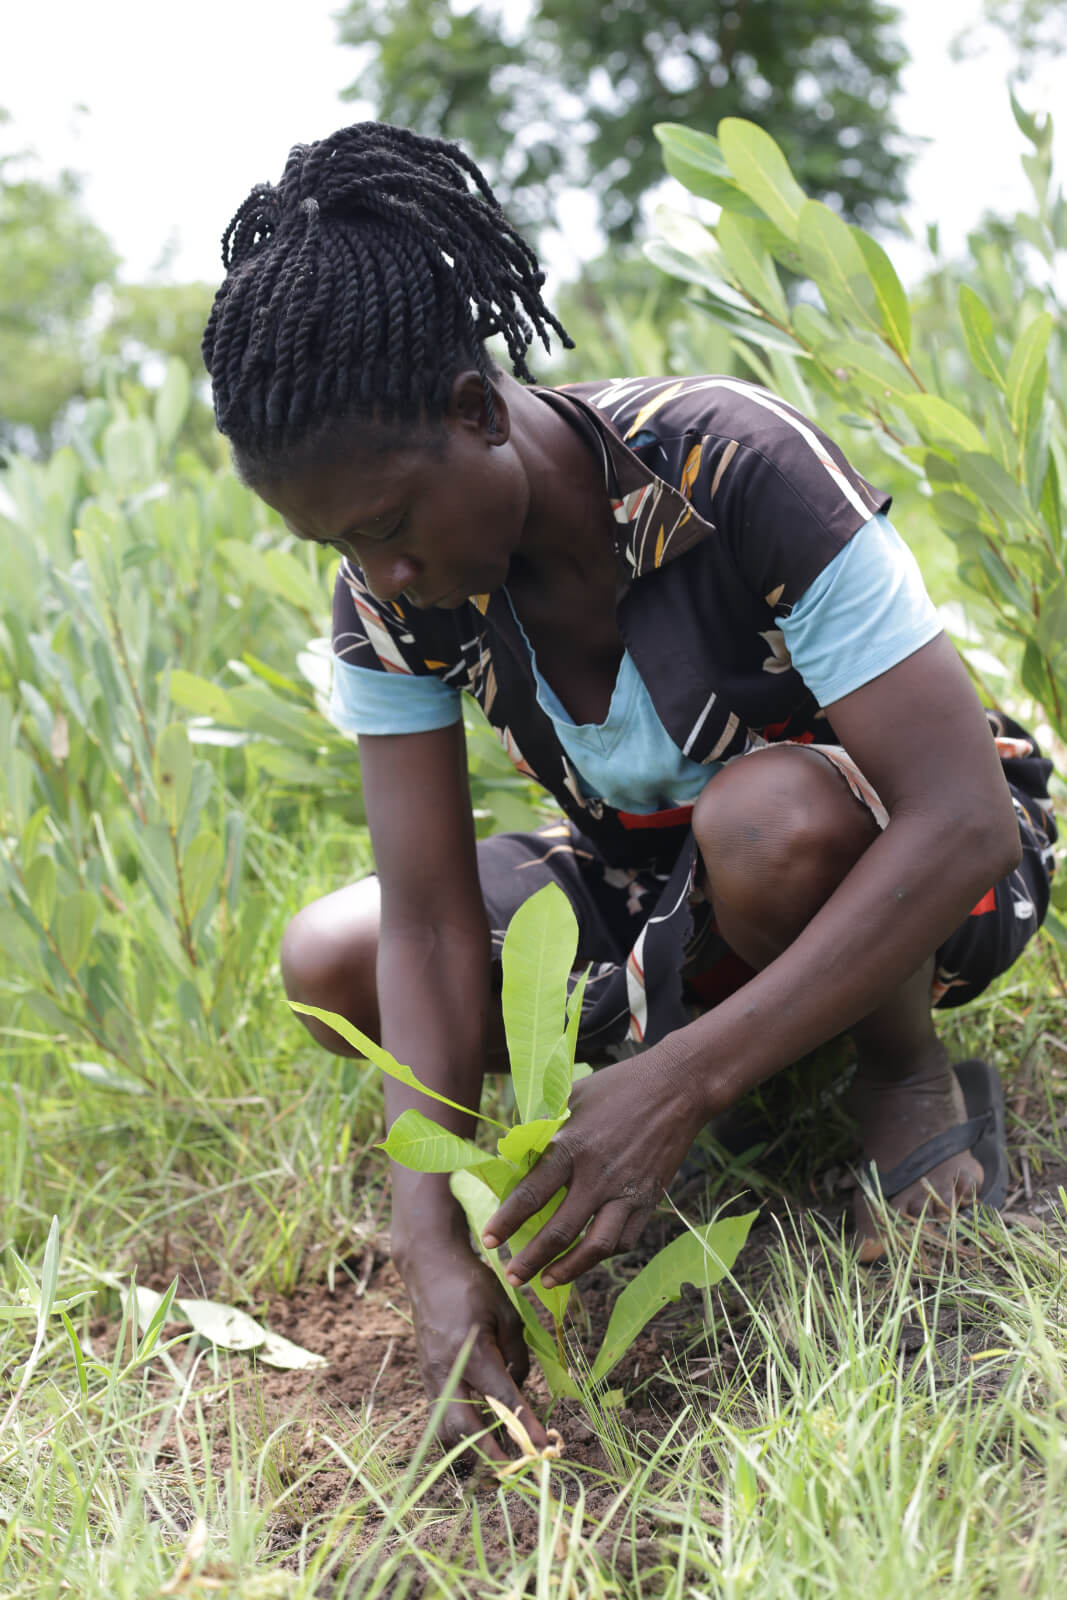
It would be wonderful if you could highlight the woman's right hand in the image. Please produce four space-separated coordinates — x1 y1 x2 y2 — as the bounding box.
400 1241 552 1464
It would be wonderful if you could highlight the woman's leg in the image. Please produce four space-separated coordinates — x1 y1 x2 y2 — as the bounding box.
280 875 512 1065
690 744 984 1249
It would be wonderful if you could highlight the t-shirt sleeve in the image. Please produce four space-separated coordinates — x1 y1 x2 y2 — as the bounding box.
780 513 943 707
329 655 462 735
329 558 464 733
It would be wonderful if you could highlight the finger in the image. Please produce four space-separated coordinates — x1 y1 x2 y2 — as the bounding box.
618 1210 650 1252
538 1200 632 1288
504 1191 597 1286
497 1305 531 1388
466 1350 553 1451
438 1394 510 1465
482 1144 573 1249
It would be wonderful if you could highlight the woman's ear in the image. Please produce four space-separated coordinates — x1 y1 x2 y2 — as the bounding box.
449 369 511 444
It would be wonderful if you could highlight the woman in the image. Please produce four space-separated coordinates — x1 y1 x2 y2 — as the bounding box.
202 122 1055 1458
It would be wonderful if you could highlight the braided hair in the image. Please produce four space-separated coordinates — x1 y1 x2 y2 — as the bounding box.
202 122 572 479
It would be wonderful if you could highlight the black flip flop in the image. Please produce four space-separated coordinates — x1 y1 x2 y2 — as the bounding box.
857 1058 1009 1211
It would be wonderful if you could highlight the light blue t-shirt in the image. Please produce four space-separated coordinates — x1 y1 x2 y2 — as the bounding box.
329 513 941 813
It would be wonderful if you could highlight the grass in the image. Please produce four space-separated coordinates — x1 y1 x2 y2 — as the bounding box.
2 844 1066 1597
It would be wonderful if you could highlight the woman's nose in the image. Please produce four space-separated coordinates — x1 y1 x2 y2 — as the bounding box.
362 552 420 604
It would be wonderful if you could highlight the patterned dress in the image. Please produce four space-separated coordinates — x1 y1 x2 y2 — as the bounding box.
331 377 1057 1050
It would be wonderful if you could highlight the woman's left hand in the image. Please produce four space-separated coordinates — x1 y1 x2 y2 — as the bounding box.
480 1046 710 1289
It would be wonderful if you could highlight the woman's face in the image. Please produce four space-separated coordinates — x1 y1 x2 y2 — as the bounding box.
253 392 530 611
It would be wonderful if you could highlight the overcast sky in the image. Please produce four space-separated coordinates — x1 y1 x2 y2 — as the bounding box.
3 0 1065 290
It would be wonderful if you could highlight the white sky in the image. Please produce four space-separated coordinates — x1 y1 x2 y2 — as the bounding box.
2 0 1065 289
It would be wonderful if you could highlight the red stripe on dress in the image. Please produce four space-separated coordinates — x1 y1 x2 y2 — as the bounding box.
617 804 695 831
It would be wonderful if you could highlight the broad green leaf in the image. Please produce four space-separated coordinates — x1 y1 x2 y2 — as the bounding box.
497 1115 568 1172
378 1108 496 1173
1040 451 1063 547
1006 312 1053 439
818 339 915 399
645 227 761 314
955 451 1040 533
958 286 1004 386
930 491 984 536
1035 579 1067 660
797 201 879 332
470 1156 522 1198
55 891 98 973
716 213 789 322
681 292 808 357
154 723 193 828
852 230 911 357
718 119 808 240
288 1002 501 1126
24 854 56 928
182 830 224 919
166 670 237 722
899 396 987 456
450 1170 579 1398
102 416 157 487
263 550 328 619
1014 363 1050 469
591 1211 757 1381
539 965 589 1118
654 123 764 216
501 884 578 1124
508 1187 571 1325
20 805 51 865
154 358 191 456
791 301 838 350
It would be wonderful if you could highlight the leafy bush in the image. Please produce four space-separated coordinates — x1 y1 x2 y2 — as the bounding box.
649 100 1065 741
0 361 540 1079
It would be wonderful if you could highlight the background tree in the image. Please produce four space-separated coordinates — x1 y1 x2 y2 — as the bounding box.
337 0 911 242
0 114 117 454
952 0 1067 79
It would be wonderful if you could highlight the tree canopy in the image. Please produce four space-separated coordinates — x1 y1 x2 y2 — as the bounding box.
337 0 912 241
0 122 117 452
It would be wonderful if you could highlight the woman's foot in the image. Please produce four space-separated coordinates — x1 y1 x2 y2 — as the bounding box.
849 1038 984 1260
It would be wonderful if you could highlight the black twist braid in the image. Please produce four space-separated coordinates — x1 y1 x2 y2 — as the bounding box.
202 122 572 477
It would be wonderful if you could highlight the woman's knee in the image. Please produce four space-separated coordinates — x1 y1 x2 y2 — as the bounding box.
281 878 381 1052
693 746 879 916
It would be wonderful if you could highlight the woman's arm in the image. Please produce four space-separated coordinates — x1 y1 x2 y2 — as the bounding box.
358 720 550 1453
484 635 1022 1282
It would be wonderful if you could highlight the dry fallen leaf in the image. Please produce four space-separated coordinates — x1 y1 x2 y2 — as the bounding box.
483 1394 564 1478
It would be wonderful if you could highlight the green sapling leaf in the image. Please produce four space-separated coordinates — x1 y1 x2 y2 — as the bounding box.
501 883 578 1123
379 1108 501 1174
55 891 98 974
591 1210 757 1381
497 1115 568 1171
539 964 590 1118
154 723 193 828
288 1002 506 1129
450 1170 579 1398
718 118 808 239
